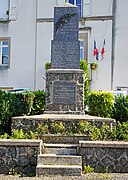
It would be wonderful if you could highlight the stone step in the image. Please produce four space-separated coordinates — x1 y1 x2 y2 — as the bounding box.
39 135 88 144
37 154 82 166
42 143 78 155
36 164 82 176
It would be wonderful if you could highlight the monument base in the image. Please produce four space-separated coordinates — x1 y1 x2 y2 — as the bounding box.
45 69 85 115
44 111 85 115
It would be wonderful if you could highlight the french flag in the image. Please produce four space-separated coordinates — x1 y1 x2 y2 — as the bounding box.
101 39 105 55
93 40 98 56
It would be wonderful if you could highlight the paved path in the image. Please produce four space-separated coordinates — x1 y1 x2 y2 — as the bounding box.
0 173 128 180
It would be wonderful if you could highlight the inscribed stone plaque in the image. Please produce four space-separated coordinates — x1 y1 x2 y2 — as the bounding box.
53 81 76 104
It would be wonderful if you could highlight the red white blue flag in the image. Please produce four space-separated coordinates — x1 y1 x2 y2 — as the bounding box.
93 40 98 56
101 39 105 55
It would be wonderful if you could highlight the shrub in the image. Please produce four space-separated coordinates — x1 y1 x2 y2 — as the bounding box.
112 95 128 123
89 122 112 140
88 91 114 118
0 91 37 135
30 90 45 115
80 60 89 107
0 91 12 135
112 121 128 140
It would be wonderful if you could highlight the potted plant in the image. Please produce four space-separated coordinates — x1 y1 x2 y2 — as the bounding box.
90 62 98 70
45 62 51 70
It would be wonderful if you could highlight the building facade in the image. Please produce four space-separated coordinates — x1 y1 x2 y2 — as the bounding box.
0 0 127 92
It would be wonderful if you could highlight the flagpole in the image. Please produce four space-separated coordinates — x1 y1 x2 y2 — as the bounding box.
111 0 117 90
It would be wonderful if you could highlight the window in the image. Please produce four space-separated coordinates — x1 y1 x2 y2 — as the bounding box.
0 38 10 67
0 0 18 21
69 0 83 17
79 31 89 61
0 0 9 19
80 40 84 60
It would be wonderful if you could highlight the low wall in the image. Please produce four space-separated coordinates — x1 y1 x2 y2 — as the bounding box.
79 141 128 173
0 139 42 175
12 114 115 134
1 139 127 175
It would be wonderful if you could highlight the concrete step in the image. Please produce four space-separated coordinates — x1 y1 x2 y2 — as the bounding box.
36 164 82 176
42 143 78 155
37 154 82 166
39 135 88 144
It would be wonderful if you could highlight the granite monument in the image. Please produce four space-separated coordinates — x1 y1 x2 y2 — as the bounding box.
45 5 84 114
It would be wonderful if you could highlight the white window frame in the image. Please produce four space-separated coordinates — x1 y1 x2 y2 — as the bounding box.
68 0 83 17
0 38 10 68
80 40 84 60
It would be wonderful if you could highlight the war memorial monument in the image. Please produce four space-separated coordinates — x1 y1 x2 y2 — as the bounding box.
45 4 84 115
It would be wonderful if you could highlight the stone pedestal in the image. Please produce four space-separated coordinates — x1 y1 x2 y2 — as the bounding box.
45 69 84 114
45 6 85 115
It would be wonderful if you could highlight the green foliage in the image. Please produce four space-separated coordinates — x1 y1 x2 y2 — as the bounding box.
90 62 98 70
80 60 89 107
112 95 128 123
84 165 94 173
11 129 29 139
89 123 112 140
36 122 49 135
0 120 128 141
112 121 128 140
0 90 45 135
0 91 12 135
31 90 45 115
45 62 51 70
24 92 35 115
88 91 114 118
77 121 89 134
9 93 27 117
0 91 35 135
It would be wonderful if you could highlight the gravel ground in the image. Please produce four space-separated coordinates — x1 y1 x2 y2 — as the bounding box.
0 173 128 180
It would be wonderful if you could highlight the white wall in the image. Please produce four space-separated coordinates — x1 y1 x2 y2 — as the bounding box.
86 20 112 91
0 0 128 92
113 0 128 90
0 0 37 90
91 0 112 16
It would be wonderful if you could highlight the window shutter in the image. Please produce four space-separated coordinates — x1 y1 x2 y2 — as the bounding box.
56 0 65 6
9 0 17 20
83 0 91 17
0 0 9 19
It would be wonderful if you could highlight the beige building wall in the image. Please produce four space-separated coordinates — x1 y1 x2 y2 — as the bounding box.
0 0 127 92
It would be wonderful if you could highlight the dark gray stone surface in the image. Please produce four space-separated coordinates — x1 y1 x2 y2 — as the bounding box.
54 7 79 41
51 41 80 69
51 6 80 69
45 70 84 114
45 6 84 113
53 81 76 104
0 140 41 175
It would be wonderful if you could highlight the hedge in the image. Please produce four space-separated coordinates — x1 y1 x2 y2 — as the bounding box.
88 91 114 118
0 90 45 135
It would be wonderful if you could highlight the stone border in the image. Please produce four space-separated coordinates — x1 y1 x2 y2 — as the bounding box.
0 139 42 146
79 140 128 148
79 140 128 173
0 139 42 175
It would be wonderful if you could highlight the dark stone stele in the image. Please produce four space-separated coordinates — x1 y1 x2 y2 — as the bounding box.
45 6 85 114
54 7 79 41
53 81 76 104
51 7 80 69
51 41 80 69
